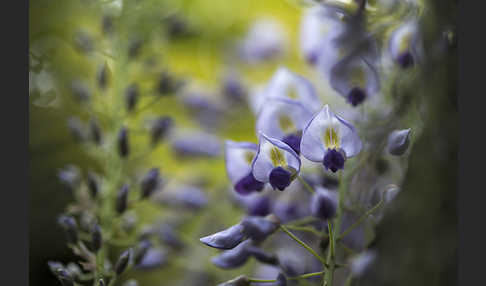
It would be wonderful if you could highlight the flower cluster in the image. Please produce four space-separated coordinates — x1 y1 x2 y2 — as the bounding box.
201 0 421 285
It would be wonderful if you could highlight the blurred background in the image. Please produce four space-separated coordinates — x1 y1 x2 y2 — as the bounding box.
29 0 457 285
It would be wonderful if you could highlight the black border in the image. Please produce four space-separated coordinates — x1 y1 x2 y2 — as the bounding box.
3 0 29 285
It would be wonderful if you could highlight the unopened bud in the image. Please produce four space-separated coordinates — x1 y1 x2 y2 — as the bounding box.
387 128 411 156
117 127 129 158
124 84 139 112
116 184 129 214
58 215 78 244
115 249 132 275
91 224 102 253
140 168 160 199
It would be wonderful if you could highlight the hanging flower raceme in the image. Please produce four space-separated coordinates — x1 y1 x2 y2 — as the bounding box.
309 1 374 75
329 52 380 107
252 133 301 191
225 141 265 195
301 105 362 172
389 21 422 69
256 97 313 154
253 67 321 114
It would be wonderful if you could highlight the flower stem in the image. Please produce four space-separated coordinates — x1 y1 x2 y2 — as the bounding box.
284 225 328 238
280 225 327 265
248 270 326 283
297 175 315 193
338 199 384 241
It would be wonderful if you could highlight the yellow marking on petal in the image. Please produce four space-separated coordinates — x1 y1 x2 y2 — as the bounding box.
279 114 297 133
286 85 298 99
270 147 285 166
349 66 367 88
399 31 413 54
324 127 340 149
244 151 255 164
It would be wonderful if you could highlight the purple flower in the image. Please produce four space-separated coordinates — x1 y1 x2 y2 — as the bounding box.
310 187 338 220
259 67 321 114
256 97 313 154
252 133 301 191
239 19 287 64
387 128 411 155
225 141 265 195
200 224 246 250
329 53 380 107
300 105 362 172
389 21 422 69
211 240 253 269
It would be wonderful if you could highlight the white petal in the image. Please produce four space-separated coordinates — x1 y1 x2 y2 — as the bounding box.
225 140 258 185
301 105 361 161
264 67 321 113
252 133 301 182
256 97 313 140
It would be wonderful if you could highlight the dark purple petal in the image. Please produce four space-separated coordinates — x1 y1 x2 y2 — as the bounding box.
323 149 345 173
269 167 292 191
247 196 271 216
347 87 367 107
211 240 252 269
282 133 302 155
240 215 280 242
234 172 265 195
311 190 337 220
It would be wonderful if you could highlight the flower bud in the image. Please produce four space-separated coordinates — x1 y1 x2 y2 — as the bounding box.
58 165 81 192
158 224 184 250
240 215 280 242
124 84 139 112
116 184 129 214
115 249 132 275
387 128 411 156
311 188 337 220
57 215 78 244
86 171 99 198
200 224 246 250
98 278 106 286
67 117 87 142
211 240 252 269
150 117 173 146
47 261 64 274
157 71 183 95
133 240 152 265
140 168 160 199
91 224 102 253
97 62 111 90
217 275 250 286
89 118 102 145
117 127 129 158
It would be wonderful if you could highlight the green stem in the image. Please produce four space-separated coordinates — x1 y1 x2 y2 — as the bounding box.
338 199 384 241
297 175 315 193
325 221 336 286
280 225 327 265
284 225 328 237
248 270 326 283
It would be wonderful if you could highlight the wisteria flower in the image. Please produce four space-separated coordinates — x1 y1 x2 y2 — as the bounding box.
252 133 301 191
389 21 422 69
299 5 344 66
256 97 314 154
301 105 362 172
239 19 287 64
313 3 376 76
261 67 321 113
225 141 265 195
329 53 380 106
